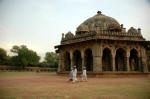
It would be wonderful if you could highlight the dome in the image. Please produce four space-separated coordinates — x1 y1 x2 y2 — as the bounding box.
77 24 89 33
65 31 74 39
128 27 138 34
76 11 121 34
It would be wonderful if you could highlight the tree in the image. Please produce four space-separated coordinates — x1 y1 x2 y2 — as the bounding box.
7 56 20 66
44 52 59 68
39 61 48 67
10 45 40 67
0 48 8 65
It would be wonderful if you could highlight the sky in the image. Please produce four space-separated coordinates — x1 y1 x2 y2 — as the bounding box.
0 0 150 60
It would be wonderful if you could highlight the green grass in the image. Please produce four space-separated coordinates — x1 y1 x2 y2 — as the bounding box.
0 72 150 99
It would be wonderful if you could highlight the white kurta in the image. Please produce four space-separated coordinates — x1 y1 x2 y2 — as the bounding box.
72 68 77 82
82 70 87 81
70 70 73 80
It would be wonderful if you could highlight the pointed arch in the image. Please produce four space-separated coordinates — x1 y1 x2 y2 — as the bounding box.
102 48 112 71
85 48 93 71
64 52 71 71
73 50 82 71
115 48 127 71
129 49 139 71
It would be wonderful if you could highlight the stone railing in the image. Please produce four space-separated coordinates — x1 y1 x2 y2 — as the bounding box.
61 31 144 44
98 30 142 37
61 32 96 42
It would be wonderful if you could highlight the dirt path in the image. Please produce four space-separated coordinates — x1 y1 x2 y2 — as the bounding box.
0 72 150 99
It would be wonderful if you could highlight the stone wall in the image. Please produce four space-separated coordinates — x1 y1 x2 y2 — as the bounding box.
0 66 57 72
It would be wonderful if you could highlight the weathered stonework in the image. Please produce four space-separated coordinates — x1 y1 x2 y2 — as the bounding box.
55 11 150 74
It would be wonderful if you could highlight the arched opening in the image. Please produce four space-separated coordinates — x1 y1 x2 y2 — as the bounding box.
64 52 71 71
102 48 112 71
129 49 139 71
85 49 93 71
73 50 82 71
115 48 126 71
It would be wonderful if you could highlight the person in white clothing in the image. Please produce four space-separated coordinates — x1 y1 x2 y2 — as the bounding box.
68 68 73 81
82 67 87 81
72 66 78 83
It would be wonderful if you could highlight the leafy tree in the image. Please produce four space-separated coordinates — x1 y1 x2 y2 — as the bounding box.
0 48 8 65
44 52 59 68
39 61 48 67
10 45 40 67
7 56 20 66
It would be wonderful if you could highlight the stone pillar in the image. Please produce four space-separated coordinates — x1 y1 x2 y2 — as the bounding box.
81 50 85 70
141 47 148 73
92 41 102 72
126 57 130 71
126 49 130 72
138 57 142 71
141 58 148 73
58 51 65 72
57 53 62 72
70 51 74 69
93 56 102 72
62 52 65 71
112 56 115 71
112 48 116 72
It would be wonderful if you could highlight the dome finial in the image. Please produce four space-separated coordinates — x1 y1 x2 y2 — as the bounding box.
97 11 102 14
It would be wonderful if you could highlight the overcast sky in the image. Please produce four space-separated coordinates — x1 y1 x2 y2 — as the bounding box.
0 0 150 60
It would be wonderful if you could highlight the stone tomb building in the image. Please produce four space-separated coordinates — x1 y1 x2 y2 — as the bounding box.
55 11 150 74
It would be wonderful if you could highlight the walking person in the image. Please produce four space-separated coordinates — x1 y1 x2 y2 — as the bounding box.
82 67 87 82
72 66 78 83
69 68 73 81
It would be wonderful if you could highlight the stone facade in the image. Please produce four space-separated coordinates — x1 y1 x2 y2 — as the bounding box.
55 11 150 73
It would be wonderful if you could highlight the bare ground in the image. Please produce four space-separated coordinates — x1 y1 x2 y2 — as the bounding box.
0 72 150 99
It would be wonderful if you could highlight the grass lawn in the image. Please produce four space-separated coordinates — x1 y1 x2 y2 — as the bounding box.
0 72 150 99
